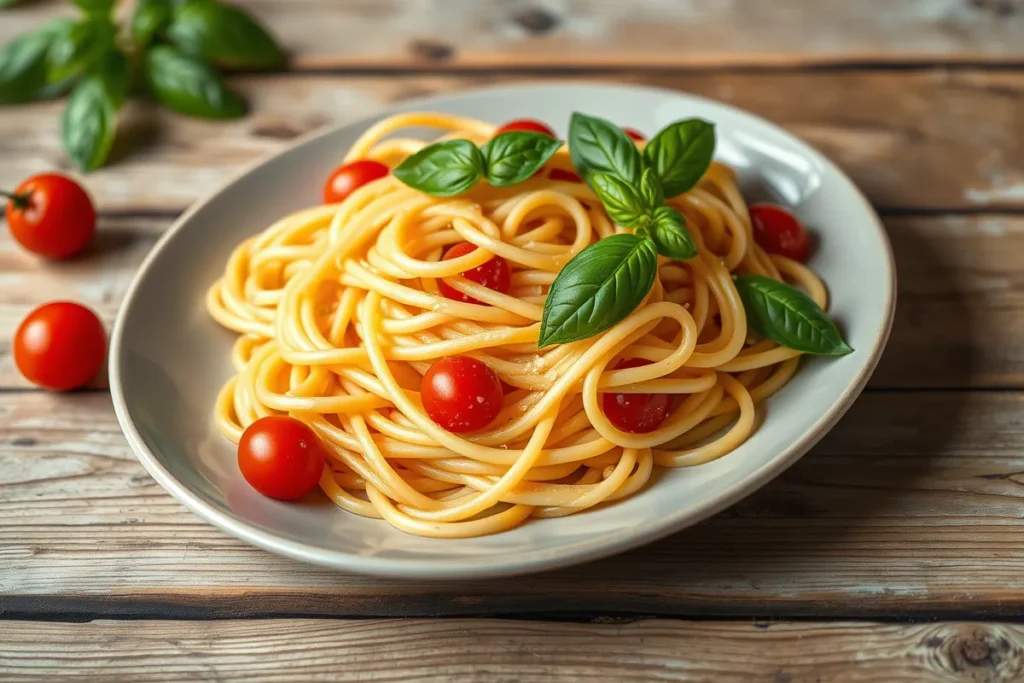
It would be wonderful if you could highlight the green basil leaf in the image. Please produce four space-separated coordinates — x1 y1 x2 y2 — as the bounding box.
568 111 644 187
539 233 658 348
638 166 664 209
590 172 649 228
72 0 117 16
650 206 697 260
93 49 132 104
132 0 174 48
0 0 24 7
480 131 561 188
47 18 115 83
168 0 285 69
0 27 56 103
644 118 716 197
393 140 484 197
145 45 246 119
62 74 119 171
734 274 852 356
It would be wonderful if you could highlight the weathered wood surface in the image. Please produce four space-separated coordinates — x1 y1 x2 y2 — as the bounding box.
3 71 1023 213
3 618 1022 683
4 0 1024 70
5 389 1024 618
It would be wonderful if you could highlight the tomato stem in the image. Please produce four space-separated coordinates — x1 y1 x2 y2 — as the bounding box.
0 190 30 210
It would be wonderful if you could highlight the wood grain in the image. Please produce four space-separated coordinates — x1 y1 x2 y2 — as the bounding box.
3 618 1023 682
3 71 1023 213
5 389 1024 618
4 0 1024 70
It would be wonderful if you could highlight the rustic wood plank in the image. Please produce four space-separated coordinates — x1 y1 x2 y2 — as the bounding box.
4 389 1024 618
3 618 1022 683
4 0 1024 69
1 213 1020 389
2 71 1021 214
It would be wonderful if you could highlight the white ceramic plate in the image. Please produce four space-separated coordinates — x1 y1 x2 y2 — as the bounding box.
110 82 895 579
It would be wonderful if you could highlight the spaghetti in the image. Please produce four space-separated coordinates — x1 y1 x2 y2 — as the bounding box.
206 111 829 538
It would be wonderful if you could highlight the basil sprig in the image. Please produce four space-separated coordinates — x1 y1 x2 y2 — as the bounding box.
394 131 561 195
734 275 853 356
0 0 284 170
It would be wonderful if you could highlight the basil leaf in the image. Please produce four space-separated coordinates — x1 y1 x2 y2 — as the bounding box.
132 0 174 48
480 131 561 188
539 233 657 348
393 140 484 197
168 0 285 69
568 111 644 187
47 18 115 83
145 45 246 119
0 26 59 103
93 49 132 105
734 274 852 356
644 118 716 197
0 0 23 7
650 206 697 260
590 172 649 228
638 166 664 209
62 75 119 171
72 0 116 16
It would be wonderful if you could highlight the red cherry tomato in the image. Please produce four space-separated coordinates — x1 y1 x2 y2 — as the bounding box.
601 358 670 434
494 119 556 138
623 127 647 142
14 302 105 391
323 160 389 204
421 356 503 433
5 173 95 260
238 416 326 501
438 242 511 304
750 203 810 263
549 168 582 183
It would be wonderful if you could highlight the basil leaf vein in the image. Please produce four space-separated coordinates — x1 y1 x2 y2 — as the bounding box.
568 111 644 187
644 118 715 197
734 274 852 356
480 131 561 188
651 206 697 260
393 139 484 197
590 172 649 228
539 233 658 348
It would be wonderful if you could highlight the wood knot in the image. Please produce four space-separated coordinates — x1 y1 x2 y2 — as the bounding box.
408 39 455 62
923 625 1024 678
512 7 560 35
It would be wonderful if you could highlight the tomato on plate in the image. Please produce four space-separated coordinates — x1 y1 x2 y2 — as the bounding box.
421 356 503 433
601 358 670 434
323 160 389 204
4 173 95 260
238 416 326 500
14 302 106 391
749 203 810 262
623 127 646 142
438 242 511 304
494 118 556 138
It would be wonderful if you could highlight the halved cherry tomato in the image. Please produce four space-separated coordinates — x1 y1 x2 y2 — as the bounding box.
750 203 810 262
549 168 582 183
14 302 105 391
5 173 95 260
421 356 503 433
238 416 326 501
601 358 670 434
438 242 511 304
323 160 389 204
494 119 556 138
623 127 646 142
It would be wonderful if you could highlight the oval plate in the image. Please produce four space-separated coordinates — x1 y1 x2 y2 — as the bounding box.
110 83 895 579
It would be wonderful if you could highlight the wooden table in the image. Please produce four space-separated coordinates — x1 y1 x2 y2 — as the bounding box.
3 1 1024 680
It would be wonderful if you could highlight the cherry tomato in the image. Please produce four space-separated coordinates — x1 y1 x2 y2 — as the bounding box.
421 356 503 433
601 358 670 434
494 119 556 138
438 242 511 304
5 173 95 260
623 127 647 142
750 203 810 262
238 416 326 501
549 168 582 183
14 302 105 391
323 160 389 204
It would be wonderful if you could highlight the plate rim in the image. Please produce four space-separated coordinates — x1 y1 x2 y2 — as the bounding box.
109 80 897 579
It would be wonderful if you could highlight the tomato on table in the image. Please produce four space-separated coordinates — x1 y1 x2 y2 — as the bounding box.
623 127 647 142
494 119 556 138
238 416 326 500
749 203 810 262
323 160 390 204
601 358 671 434
4 173 95 260
421 356 503 433
438 242 511 304
14 302 106 391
